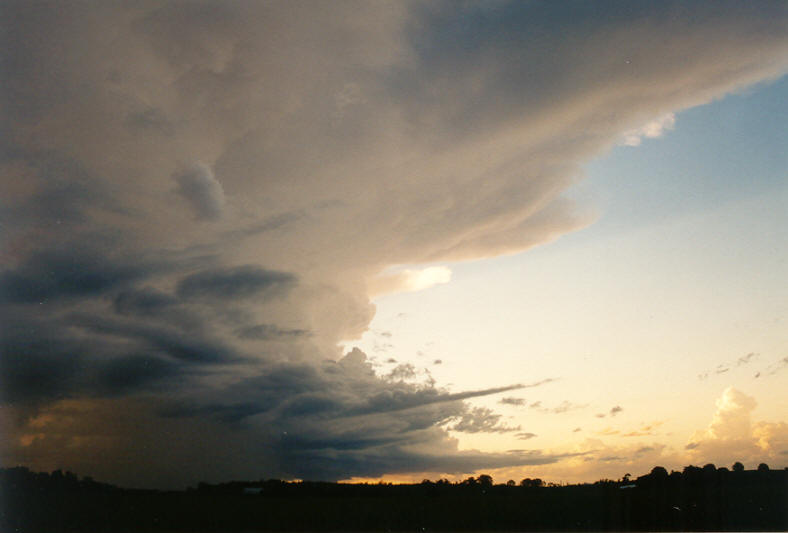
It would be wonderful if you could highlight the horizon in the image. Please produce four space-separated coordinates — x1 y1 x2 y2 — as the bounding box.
1 1 787 492
2 460 783 491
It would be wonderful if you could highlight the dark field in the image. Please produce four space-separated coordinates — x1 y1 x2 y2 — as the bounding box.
2 465 786 531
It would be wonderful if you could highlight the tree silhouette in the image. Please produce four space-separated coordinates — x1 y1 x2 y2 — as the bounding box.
732 461 744 472
477 474 493 488
757 462 770 472
650 466 668 479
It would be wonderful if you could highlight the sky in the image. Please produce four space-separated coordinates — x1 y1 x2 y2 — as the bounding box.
1 1 786 489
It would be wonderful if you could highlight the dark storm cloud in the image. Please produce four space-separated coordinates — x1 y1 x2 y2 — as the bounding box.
69 313 243 364
0 316 189 405
95 354 181 395
235 323 310 341
114 287 178 316
0 326 85 404
277 445 571 482
0 247 150 304
176 266 296 300
2 0 787 487
0 147 121 227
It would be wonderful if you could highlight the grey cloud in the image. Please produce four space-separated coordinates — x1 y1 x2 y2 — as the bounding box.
499 397 525 406
235 324 310 341
387 363 418 381
0 316 191 405
0 247 150 304
737 352 758 366
97 354 182 394
176 266 296 300
516 432 537 440
610 405 623 416
125 107 174 135
450 406 520 434
114 287 177 316
69 313 243 364
0 148 122 228
3 0 787 486
527 400 586 414
173 163 225 221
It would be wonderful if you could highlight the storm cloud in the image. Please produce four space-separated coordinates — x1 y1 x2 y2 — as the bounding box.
1 0 787 488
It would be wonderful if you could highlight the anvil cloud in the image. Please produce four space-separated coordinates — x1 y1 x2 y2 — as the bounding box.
1 1 787 488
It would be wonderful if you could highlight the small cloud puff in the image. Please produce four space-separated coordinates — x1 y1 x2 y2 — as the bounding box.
173 162 225 221
621 113 675 146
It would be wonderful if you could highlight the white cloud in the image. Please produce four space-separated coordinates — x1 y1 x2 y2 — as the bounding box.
621 113 676 146
369 266 452 296
685 387 788 467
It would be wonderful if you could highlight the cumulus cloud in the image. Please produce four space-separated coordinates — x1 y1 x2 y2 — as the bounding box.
685 387 788 467
2 0 787 487
172 162 225 221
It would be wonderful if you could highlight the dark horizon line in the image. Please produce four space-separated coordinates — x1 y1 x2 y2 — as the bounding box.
2 460 782 492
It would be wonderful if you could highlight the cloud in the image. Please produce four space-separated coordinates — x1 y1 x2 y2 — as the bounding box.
698 352 765 380
499 397 526 406
369 266 452 296
516 432 537 440
685 387 788 467
0 247 152 304
235 324 310 341
172 162 225 221
609 406 623 417
450 406 520 434
176 266 296 300
621 113 676 146
114 288 177 316
528 400 586 414
2 1 787 487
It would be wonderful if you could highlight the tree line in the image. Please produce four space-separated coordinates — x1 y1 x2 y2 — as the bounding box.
1 462 785 531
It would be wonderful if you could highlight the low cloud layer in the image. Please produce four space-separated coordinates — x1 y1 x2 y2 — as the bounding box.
2 1 787 487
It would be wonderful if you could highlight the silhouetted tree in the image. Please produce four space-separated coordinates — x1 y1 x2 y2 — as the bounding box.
650 466 668 479
732 461 744 472
757 463 769 472
477 474 493 488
